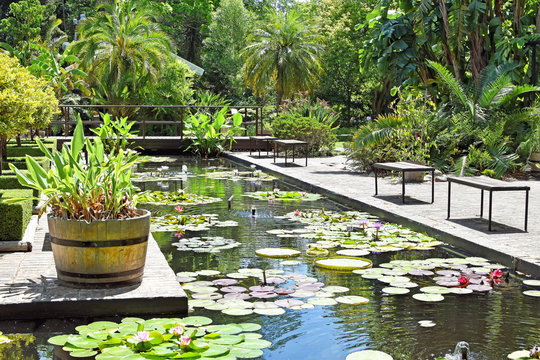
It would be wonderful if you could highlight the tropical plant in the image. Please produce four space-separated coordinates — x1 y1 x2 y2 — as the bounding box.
28 43 88 99
90 113 138 155
183 107 243 157
70 0 173 111
8 118 141 220
279 92 339 127
0 52 58 175
241 8 323 105
271 113 336 155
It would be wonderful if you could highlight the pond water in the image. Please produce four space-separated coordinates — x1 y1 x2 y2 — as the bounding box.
0 156 539 360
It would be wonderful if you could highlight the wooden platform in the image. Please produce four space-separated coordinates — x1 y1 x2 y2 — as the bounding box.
55 136 256 152
0 216 187 320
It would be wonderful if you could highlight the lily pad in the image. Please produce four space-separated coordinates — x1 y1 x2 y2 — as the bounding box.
336 249 371 257
274 299 305 308
522 279 540 287
314 256 373 271
346 350 393 360
280 260 302 266
507 350 532 359
382 287 410 295
523 290 540 297
222 308 254 316
412 293 445 302
255 248 301 258
253 308 286 316
335 296 370 305
307 297 338 306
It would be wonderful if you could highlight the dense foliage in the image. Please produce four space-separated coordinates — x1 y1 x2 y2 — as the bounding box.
0 0 538 172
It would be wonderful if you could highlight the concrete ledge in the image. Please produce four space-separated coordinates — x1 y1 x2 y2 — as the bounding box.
224 152 540 277
0 215 38 252
0 216 187 320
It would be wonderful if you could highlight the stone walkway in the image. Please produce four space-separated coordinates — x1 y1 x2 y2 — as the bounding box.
225 152 540 277
0 216 187 320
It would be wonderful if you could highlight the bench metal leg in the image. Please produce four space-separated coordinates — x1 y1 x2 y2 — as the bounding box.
431 170 434 203
305 146 308 166
480 190 484 218
374 170 378 195
250 138 253 156
488 190 493 231
273 143 277 163
525 189 529 231
284 146 288 165
258 140 261 158
292 145 295 163
447 181 451 219
401 171 405 203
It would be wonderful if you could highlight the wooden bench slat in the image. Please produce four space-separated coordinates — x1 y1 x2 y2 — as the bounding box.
373 162 434 172
447 176 530 191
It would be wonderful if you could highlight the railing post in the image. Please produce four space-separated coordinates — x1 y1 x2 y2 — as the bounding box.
63 105 69 136
255 107 259 136
180 107 184 140
142 107 146 139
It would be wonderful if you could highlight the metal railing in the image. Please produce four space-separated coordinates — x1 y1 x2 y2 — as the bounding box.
50 104 264 138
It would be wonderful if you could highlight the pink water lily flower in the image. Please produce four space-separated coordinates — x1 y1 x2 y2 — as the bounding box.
294 209 300 216
175 206 184 213
268 195 275 201
300 192 307 196
492 269 503 278
169 326 184 336
273 188 280 193
180 335 191 347
175 232 183 238
372 222 382 229
133 331 150 342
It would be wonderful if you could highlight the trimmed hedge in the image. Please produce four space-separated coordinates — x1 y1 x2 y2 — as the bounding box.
7 138 57 156
0 189 33 241
2 156 50 171
0 174 40 205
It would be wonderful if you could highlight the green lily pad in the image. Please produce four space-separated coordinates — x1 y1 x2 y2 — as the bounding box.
335 296 370 304
346 350 393 360
315 256 373 271
236 338 272 349
523 279 540 287
420 286 451 294
182 316 213 326
222 308 254 316
412 293 445 302
382 287 410 295
523 290 540 297
507 350 532 359
229 347 264 358
336 249 371 257
307 297 338 306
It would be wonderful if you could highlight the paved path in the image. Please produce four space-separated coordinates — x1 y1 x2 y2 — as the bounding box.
225 152 540 277
0 216 187 320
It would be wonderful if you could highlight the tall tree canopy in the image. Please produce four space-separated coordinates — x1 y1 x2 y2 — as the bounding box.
241 8 323 105
70 0 173 107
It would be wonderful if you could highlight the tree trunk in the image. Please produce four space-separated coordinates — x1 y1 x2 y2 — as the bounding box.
16 135 21 146
537 4 540 34
438 0 462 81
0 135 6 176
470 30 487 85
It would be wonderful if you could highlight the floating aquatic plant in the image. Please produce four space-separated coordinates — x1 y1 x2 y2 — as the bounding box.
173 236 241 253
151 213 238 232
138 190 222 206
48 317 271 360
245 190 321 201
204 170 276 181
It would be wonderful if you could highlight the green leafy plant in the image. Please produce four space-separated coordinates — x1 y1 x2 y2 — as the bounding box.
48 317 271 359
183 107 243 157
90 113 138 155
271 113 336 155
8 118 141 220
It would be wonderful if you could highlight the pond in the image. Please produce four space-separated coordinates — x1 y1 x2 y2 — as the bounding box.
0 156 539 360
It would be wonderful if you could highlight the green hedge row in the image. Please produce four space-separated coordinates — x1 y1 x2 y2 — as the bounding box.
6 138 57 156
1 156 50 171
0 189 33 241
0 174 40 206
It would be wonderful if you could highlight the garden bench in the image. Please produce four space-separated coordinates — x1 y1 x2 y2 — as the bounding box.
447 176 530 231
249 136 276 157
272 139 309 166
373 162 435 203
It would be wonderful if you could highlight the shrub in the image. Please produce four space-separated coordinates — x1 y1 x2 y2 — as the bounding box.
0 174 40 205
0 189 32 241
1 157 49 171
271 113 336 155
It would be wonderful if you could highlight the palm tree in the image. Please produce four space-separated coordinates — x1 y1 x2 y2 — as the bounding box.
241 9 323 105
70 0 173 109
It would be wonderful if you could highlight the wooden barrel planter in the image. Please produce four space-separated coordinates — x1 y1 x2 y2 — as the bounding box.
48 209 151 287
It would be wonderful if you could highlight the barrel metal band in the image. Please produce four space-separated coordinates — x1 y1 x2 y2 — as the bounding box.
56 266 144 279
50 235 147 248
